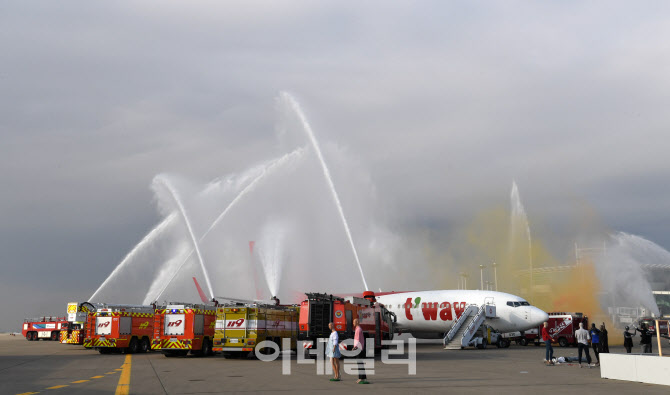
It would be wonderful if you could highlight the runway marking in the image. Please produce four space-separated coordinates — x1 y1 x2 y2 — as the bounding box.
115 354 132 395
71 380 89 383
16 392 40 395
46 385 69 389
106 372 117 374
91 376 105 379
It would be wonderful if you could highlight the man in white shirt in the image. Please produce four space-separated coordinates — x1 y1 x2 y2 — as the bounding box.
575 322 593 368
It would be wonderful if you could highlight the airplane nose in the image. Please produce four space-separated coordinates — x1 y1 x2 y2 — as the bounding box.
531 307 549 326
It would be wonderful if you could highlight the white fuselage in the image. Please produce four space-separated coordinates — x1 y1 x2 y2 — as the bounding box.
376 290 548 334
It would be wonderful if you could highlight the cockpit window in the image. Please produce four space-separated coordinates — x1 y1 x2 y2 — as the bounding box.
507 301 529 307
520 301 530 306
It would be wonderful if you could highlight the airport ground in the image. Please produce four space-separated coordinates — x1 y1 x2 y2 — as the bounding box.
1 334 667 394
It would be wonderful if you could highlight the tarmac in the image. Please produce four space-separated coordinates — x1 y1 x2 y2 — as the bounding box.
1 334 667 394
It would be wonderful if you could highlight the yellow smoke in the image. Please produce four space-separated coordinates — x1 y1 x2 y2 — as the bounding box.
431 207 619 342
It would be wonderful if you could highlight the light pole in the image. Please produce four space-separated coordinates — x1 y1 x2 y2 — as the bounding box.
492 262 498 291
479 265 486 290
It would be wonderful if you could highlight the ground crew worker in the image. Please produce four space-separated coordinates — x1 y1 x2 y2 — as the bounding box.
575 322 592 368
623 326 634 353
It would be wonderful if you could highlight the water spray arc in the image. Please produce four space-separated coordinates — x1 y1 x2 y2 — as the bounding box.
510 181 533 302
89 213 177 301
154 175 214 301
148 148 305 303
281 92 370 291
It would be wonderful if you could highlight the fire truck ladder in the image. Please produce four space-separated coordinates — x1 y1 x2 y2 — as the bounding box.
443 304 487 350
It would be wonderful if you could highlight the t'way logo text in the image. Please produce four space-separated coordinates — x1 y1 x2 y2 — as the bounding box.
404 298 467 321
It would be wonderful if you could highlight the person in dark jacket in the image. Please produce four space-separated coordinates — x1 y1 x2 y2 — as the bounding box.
589 323 601 364
599 323 609 353
635 323 652 353
623 326 634 353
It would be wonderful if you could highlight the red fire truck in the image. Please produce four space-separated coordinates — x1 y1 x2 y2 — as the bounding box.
152 302 217 357
22 316 68 341
84 304 158 354
298 292 396 356
534 312 589 347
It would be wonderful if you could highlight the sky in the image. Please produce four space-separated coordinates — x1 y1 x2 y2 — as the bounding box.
2 1 670 331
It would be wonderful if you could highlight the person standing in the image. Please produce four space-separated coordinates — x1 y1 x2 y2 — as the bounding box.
589 323 601 365
599 323 609 353
326 322 341 381
541 322 555 365
636 322 652 353
575 322 592 368
353 319 369 384
623 326 634 353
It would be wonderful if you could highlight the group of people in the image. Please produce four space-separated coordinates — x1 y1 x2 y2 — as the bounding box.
543 320 656 368
326 319 369 384
623 322 655 353
542 321 610 367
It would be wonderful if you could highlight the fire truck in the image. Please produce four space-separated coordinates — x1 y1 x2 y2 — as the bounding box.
213 303 299 358
534 312 589 347
298 292 396 356
22 316 68 341
60 302 96 345
152 302 217 357
83 304 158 354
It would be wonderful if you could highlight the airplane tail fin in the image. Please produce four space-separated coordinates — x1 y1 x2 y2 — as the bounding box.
193 277 209 303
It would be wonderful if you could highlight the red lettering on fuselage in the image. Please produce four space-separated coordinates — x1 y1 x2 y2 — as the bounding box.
439 302 452 321
404 298 413 320
403 300 466 322
421 302 439 320
454 302 466 319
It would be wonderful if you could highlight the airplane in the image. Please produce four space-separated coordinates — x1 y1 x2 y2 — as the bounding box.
374 289 548 337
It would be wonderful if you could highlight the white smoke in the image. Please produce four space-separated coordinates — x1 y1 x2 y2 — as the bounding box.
596 232 664 316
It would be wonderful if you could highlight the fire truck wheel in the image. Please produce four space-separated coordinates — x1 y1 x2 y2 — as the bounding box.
201 340 212 357
140 338 150 353
31 332 38 341
518 338 528 346
51 331 59 341
128 338 139 354
558 337 568 347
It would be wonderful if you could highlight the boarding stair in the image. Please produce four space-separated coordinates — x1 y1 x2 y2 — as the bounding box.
443 302 496 349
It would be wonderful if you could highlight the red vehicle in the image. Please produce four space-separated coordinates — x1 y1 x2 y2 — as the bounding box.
22 316 68 341
152 302 217 357
535 312 589 347
637 317 669 336
84 304 158 354
298 292 396 355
